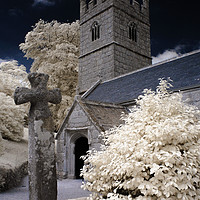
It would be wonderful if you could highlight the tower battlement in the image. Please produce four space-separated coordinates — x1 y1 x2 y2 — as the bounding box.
80 0 149 20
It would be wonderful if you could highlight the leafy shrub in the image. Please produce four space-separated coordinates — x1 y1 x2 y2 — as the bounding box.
81 79 200 200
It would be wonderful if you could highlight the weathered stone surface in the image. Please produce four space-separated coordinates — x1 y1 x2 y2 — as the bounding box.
78 0 151 93
14 73 62 200
14 73 61 120
56 99 127 179
182 89 200 109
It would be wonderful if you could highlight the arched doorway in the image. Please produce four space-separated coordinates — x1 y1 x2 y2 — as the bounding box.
74 137 89 179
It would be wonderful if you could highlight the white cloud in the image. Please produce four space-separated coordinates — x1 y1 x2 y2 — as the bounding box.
0 58 16 64
152 49 180 64
32 0 55 7
152 44 200 64
0 59 9 64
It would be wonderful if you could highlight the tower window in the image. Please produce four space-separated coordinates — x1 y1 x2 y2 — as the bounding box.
93 0 97 5
86 0 90 10
136 0 143 5
91 21 100 41
130 0 133 5
128 22 137 42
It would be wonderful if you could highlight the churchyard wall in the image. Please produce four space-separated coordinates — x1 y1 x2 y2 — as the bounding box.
182 88 200 109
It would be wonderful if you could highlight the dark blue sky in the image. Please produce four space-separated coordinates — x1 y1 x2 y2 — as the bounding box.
0 0 200 70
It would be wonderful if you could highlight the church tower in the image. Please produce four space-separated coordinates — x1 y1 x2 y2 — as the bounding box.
78 0 152 94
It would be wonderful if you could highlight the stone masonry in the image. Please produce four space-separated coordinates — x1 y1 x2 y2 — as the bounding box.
56 98 101 179
182 88 200 109
78 0 152 93
14 73 62 200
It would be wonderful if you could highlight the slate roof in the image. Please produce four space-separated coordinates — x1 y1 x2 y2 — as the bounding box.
84 50 200 104
56 98 128 138
80 100 128 131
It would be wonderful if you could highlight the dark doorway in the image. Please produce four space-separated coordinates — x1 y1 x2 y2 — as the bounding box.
75 137 89 179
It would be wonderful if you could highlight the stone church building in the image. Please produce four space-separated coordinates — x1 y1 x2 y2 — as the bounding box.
56 0 200 179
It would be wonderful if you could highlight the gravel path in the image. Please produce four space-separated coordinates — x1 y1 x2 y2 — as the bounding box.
0 176 91 200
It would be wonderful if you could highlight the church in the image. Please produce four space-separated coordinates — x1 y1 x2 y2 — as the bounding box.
56 0 200 179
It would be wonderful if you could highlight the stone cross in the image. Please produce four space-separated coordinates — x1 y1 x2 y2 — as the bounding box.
14 72 62 200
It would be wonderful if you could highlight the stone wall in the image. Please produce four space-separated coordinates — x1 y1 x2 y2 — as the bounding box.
79 45 115 93
56 101 101 179
114 44 151 77
0 139 28 191
79 3 114 93
80 6 114 56
113 0 151 76
113 0 151 58
182 88 200 109
78 0 151 93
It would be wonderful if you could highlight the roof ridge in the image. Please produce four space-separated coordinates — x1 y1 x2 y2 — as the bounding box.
81 80 101 99
102 49 200 84
82 99 124 108
152 48 200 66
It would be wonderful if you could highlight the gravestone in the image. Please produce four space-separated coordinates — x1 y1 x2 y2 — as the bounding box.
14 72 62 200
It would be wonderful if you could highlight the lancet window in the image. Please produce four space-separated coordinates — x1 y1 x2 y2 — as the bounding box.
91 21 100 41
86 0 90 10
128 22 137 42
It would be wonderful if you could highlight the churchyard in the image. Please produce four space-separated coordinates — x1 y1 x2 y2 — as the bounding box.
0 72 90 200
0 0 200 199
0 74 200 199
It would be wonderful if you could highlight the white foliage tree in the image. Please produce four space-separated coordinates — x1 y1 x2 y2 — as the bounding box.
81 79 200 200
0 60 28 142
20 20 80 130
0 60 27 96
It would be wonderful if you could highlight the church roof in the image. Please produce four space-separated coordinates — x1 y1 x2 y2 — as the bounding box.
80 100 128 131
84 50 200 104
56 97 128 139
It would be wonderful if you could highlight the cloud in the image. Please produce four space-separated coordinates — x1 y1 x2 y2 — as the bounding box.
152 49 180 64
0 58 17 65
32 0 56 7
152 45 188 64
0 59 9 63
152 44 200 64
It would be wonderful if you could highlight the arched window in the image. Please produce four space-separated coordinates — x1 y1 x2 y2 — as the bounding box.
136 0 143 5
93 0 97 5
128 22 137 42
86 0 90 10
91 21 100 41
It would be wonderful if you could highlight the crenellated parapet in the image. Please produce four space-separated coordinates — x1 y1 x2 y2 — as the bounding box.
80 0 149 22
